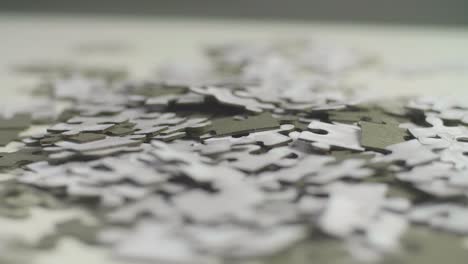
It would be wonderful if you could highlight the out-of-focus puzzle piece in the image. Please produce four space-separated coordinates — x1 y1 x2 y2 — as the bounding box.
36 218 100 249
359 121 408 152
191 86 276 113
0 148 47 169
197 112 280 139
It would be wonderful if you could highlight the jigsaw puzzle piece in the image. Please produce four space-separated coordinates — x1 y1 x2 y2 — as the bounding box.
299 121 364 151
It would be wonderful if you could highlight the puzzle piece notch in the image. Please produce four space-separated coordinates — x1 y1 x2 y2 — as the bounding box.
305 159 374 185
221 146 299 173
409 115 468 140
299 121 364 151
191 86 276 113
203 124 295 150
374 139 439 166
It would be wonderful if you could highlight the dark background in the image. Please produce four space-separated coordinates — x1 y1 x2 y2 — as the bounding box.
1 0 468 26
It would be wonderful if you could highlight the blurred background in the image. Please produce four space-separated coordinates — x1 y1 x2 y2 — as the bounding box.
1 0 468 99
1 0 468 26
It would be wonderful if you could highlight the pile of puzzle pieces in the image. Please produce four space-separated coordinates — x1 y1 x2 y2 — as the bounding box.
2 40 468 264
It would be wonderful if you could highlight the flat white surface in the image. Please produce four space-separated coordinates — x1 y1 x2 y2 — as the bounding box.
1 13 468 264
1 13 468 98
